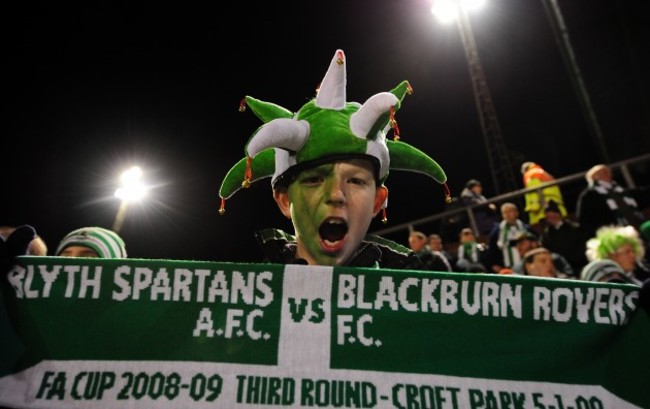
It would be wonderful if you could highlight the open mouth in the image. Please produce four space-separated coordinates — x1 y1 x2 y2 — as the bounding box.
318 217 349 251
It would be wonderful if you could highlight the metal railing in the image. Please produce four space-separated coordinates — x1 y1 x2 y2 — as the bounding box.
372 153 650 241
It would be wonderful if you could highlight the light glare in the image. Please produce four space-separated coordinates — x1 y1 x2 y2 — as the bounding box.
432 0 486 23
462 0 486 11
431 0 459 23
114 166 148 202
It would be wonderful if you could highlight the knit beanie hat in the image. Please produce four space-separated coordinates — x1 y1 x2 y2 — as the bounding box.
465 179 481 189
218 49 449 220
580 259 632 283
543 199 561 214
55 227 127 258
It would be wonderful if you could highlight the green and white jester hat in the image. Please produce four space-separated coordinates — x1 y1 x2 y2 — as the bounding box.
218 49 449 222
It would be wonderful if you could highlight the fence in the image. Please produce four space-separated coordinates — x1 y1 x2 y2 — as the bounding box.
371 153 650 245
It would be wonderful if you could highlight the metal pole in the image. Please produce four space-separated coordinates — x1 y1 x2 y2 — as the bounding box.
541 0 610 163
112 201 128 233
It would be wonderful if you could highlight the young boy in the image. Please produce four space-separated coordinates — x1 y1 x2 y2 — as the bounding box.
523 247 561 278
55 226 127 258
218 49 449 268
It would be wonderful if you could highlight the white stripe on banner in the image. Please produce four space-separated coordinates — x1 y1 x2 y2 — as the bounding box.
278 264 333 371
0 360 642 409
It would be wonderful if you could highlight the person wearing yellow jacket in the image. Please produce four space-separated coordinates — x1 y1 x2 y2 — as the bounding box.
521 162 567 226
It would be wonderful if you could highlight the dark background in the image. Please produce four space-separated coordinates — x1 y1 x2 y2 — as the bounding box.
4 0 649 261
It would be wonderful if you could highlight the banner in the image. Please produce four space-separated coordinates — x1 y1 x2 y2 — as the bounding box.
1 256 648 408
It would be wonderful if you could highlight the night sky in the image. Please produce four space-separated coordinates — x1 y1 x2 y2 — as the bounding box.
4 0 649 262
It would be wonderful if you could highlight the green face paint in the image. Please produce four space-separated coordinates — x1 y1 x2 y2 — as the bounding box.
287 159 379 266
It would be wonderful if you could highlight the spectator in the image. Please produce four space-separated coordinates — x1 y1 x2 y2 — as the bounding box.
520 162 567 228
576 164 646 239
580 225 649 285
511 232 574 278
218 49 448 268
456 228 486 273
539 200 589 273
523 247 566 278
486 202 536 273
459 179 498 237
408 231 437 270
428 233 455 272
56 227 127 258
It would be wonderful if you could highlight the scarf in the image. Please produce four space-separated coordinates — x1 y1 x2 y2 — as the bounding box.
458 242 479 263
592 181 642 227
497 220 526 268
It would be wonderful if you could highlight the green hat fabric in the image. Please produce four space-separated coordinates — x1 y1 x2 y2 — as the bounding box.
55 227 127 258
219 49 448 213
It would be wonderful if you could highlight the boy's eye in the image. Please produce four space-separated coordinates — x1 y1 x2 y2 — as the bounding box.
300 176 324 185
348 177 367 186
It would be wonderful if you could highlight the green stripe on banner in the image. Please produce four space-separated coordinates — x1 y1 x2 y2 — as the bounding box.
1 256 648 409
1 258 284 368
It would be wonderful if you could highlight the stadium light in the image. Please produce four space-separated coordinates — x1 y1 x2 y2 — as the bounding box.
112 166 148 233
431 0 485 24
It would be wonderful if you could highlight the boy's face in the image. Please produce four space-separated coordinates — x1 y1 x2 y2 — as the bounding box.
58 245 99 258
525 251 556 277
273 159 387 266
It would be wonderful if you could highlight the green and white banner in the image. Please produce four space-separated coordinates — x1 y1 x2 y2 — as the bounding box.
1 257 648 408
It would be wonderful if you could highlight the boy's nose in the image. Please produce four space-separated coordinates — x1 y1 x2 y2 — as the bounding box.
325 177 346 205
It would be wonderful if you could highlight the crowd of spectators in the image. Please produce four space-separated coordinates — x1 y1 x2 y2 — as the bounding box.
406 163 650 286
2 163 649 287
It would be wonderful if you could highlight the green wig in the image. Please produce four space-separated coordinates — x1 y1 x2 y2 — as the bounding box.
585 225 644 261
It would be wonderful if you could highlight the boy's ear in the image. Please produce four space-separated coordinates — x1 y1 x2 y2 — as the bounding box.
373 186 389 216
273 190 292 219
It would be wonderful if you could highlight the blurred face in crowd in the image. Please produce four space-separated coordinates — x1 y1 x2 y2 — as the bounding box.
58 245 100 258
544 210 562 227
524 250 556 278
501 204 519 223
428 235 443 251
459 229 475 244
273 159 387 266
517 238 539 256
609 244 637 272
591 165 612 183
408 233 428 252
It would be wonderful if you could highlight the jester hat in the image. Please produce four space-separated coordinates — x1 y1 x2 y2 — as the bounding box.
219 49 448 219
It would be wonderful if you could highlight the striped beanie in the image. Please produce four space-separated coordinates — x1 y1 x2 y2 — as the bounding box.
55 227 127 258
580 259 633 284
